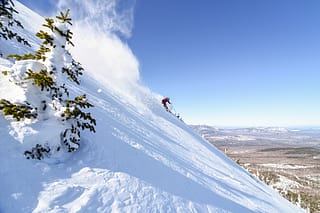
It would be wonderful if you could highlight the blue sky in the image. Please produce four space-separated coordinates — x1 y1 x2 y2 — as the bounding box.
129 0 320 127
18 0 320 127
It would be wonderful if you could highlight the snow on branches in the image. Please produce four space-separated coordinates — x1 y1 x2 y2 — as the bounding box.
0 10 96 160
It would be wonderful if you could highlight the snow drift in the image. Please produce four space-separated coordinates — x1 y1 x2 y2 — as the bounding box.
0 1 304 212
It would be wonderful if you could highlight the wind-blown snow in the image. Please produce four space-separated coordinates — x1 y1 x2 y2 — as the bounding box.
0 1 304 212
57 0 135 38
57 0 139 97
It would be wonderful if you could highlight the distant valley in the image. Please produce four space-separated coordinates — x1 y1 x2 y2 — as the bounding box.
191 125 320 212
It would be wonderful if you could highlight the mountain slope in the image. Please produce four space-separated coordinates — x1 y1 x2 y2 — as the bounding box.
0 1 42 56
0 2 304 212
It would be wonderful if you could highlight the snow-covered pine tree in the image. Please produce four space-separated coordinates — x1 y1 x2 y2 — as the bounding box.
0 0 30 47
0 9 96 160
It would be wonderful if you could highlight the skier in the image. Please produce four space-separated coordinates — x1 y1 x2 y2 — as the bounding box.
161 97 171 112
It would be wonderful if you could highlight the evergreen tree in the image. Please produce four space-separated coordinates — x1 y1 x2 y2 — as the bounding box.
1 9 96 160
0 0 30 46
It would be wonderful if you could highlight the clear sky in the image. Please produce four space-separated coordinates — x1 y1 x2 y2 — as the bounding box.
18 0 320 127
128 0 320 127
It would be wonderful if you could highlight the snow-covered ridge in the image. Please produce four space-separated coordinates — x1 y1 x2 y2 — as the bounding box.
237 127 290 133
0 2 305 212
192 125 291 134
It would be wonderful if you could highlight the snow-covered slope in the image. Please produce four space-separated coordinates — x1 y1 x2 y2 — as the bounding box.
0 2 304 213
0 1 42 56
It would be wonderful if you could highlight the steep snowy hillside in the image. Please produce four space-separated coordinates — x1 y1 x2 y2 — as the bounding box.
0 2 304 212
0 1 42 56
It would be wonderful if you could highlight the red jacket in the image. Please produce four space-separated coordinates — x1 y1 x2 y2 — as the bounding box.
162 98 171 104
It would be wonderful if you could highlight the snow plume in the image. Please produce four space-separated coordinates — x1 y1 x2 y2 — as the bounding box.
56 0 140 94
57 0 135 38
